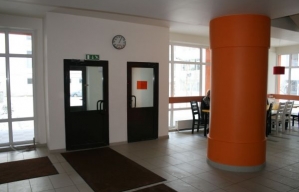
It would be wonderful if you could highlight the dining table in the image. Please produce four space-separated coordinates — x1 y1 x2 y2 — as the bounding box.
202 103 298 137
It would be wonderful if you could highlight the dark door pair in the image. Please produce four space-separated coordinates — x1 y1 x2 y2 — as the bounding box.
64 59 109 150
64 60 158 150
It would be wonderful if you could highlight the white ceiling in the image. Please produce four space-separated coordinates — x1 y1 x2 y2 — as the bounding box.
1 0 299 47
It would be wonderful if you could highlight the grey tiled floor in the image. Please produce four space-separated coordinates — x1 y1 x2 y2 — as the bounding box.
1 125 299 192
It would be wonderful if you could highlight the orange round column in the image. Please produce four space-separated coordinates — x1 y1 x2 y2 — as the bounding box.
207 14 270 172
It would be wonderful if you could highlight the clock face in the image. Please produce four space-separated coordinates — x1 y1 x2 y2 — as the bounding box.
112 35 126 49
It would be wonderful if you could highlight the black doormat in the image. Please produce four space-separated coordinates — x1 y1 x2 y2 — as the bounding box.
0 156 58 184
135 184 177 192
61 147 166 192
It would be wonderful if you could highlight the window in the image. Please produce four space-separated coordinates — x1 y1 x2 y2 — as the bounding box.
169 44 211 129
0 30 35 147
278 54 299 96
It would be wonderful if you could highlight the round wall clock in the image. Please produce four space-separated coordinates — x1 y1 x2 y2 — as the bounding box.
112 35 126 49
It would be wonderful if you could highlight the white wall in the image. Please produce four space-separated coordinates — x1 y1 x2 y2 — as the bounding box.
276 45 299 55
45 12 169 150
268 47 277 93
0 14 47 145
170 33 209 46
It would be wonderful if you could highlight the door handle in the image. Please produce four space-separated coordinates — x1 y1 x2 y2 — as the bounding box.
97 100 104 114
131 95 136 108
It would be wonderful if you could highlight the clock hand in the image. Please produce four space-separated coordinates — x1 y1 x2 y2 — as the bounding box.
119 37 122 43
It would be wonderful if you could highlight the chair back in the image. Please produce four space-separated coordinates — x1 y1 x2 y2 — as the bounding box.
190 101 200 120
284 100 294 117
275 102 286 121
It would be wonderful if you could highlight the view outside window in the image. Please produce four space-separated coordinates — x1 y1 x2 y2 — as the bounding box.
70 71 83 106
9 57 34 118
0 30 35 147
169 44 210 128
173 64 200 96
174 46 200 62
9 33 32 54
278 54 299 96
0 33 4 53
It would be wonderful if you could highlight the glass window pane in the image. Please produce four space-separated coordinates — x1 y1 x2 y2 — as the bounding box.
173 64 200 96
9 33 32 54
279 69 289 94
290 68 299 95
10 57 34 118
12 120 34 142
0 57 7 119
0 122 9 144
280 55 290 66
0 33 5 54
174 46 200 62
132 68 154 108
86 66 104 111
70 71 83 106
291 54 298 66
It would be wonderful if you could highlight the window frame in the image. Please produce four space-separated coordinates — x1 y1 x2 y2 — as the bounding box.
169 43 210 129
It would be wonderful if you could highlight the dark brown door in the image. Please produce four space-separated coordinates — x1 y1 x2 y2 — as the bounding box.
127 62 159 142
64 59 109 150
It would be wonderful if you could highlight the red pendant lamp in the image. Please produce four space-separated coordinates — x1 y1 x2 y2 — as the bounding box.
273 66 285 75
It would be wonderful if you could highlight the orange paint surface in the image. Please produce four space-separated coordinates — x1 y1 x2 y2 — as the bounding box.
208 14 270 167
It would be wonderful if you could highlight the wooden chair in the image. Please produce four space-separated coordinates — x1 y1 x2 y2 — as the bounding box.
284 100 294 130
271 102 286 133
190 101 200 134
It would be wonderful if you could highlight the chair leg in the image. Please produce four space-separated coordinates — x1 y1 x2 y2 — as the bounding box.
192 121 194 134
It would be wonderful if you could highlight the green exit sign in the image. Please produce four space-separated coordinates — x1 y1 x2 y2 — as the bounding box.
86 54 100 60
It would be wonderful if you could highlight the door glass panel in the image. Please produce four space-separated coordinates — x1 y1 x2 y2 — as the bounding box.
10 57 33 118
9 33 32 55
0 57 7 119
70 70 83 106
0 122 9 144
0 33 5 53
70 67 103 110
131 68 153 108
12 120 34 142
86 66 103 111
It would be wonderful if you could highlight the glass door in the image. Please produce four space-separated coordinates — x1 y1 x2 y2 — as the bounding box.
127 62 159 142
0 31 35 148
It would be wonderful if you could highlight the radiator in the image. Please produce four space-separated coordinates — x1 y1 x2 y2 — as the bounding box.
175 119 193 130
